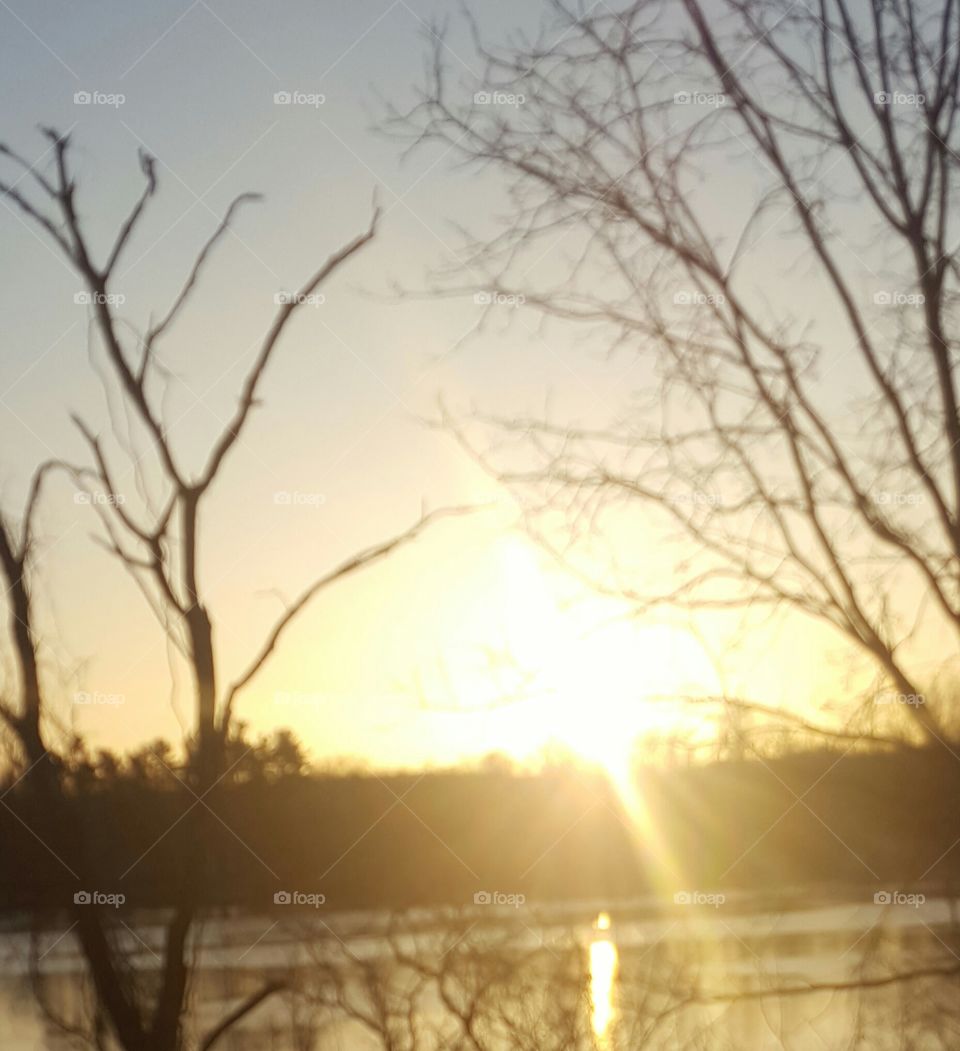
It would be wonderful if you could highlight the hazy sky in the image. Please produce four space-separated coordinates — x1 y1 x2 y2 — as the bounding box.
0 0 907 772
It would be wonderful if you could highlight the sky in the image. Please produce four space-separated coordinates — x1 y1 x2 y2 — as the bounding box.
0 0 925 774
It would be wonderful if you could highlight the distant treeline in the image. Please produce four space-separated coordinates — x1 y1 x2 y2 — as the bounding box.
2 735 957 914
0 732 640 914
640 745 960 897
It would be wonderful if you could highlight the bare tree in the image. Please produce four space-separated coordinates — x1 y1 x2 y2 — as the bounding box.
220 909 960 1049
399 0 960 746
0 129 463 1050
288 912 682 1050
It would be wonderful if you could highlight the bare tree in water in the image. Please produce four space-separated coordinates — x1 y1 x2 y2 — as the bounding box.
0 129 461 1050
399 0 960 748
178 910 960 1049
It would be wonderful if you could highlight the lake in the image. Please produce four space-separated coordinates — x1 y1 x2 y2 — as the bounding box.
2 893 956 1049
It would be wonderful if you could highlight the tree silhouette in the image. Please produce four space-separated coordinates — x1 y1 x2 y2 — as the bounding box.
402 0 960 746
0 129 464 1050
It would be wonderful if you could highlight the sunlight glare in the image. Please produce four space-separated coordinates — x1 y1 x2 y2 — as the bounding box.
589 913 618 1044
484 538 718 783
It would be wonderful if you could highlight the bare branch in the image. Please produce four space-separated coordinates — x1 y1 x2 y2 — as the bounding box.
199 206 381 491
219 503 478 730
199 981 286 1051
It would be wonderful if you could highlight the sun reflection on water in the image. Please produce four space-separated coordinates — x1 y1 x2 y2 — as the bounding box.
589 912 618 1045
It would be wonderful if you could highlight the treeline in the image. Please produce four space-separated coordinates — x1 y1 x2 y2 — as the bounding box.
2 736 958 916
0 731 640 914
640 745 960 896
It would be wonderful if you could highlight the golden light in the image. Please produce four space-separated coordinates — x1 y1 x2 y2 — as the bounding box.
449 535 720 794
589 912 618 1043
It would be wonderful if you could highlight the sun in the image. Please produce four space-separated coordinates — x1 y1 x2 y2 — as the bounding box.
258 522 723 795
450 535 718 792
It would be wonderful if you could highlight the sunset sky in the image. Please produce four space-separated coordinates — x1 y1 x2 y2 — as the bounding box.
0 0 935 775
